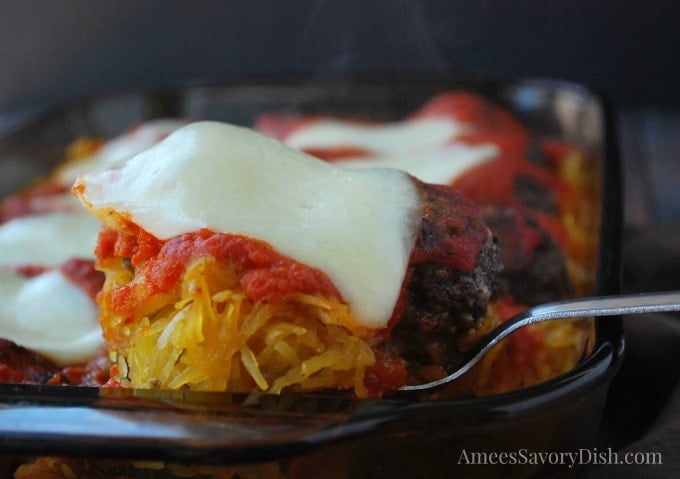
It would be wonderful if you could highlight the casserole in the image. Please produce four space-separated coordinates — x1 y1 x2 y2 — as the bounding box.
0 78 623 478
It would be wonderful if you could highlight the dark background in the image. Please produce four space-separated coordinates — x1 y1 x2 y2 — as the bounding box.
1 1 679 111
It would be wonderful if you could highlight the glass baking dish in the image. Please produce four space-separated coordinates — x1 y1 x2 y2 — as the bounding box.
0 78 623 478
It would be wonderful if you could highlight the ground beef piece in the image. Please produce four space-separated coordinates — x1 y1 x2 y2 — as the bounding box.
385 181 502 371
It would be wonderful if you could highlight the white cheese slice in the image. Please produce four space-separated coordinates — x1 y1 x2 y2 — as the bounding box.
55 119 187 184
280 117 498 184
0 268 104 366
285 118 467 152
75 121 422 329
334 144 498 185
0 206 101 266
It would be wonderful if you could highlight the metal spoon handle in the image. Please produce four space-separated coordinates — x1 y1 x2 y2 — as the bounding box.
400 290 680 392
522 290 680 323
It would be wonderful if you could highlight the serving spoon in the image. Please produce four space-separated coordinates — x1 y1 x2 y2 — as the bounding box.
399 290 680 393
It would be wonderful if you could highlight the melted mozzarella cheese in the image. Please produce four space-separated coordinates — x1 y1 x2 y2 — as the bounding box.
0 191 103 365
280 117 498 184
0 206 101 266
0 268 104 365
75 121 422 329
285 118 466 152
55 119 187 184
334 144 498 185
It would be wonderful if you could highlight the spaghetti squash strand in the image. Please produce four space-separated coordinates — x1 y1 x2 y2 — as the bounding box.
101 255 377 396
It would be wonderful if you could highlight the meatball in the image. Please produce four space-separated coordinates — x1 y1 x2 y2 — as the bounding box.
481 205 572 305
385 181 503 372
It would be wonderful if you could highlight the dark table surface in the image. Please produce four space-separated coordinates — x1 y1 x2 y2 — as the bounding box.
584 108 680 477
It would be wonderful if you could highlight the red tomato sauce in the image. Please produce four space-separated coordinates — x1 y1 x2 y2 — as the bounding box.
364 348 408 397
452 156 568 209
302 146 371 161
97 226 343 320
409 183 489 274
60 258 105 301
0 364 24 383
496 296 544 368
49 354 111 387
0 339 57 384
252 113 320 142
0 182 70 223
410 92 531 156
